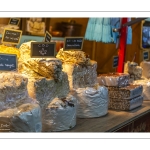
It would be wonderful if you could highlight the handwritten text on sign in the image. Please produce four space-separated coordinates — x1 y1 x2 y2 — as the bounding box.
31 42 56 58
44 31 52 42
143 51 149 60
64 37 84 50
9 18 20 26
113 56 119 68
2 28 22 45
0 54 17 71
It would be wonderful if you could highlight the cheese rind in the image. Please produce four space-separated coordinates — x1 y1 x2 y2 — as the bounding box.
42 94 77 131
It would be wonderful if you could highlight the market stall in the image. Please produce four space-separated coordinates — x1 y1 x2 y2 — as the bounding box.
0 17 150 132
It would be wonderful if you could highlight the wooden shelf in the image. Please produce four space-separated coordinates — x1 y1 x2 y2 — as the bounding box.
65 101 150 132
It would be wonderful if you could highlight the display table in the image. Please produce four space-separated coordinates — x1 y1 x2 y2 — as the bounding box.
67 101 150 132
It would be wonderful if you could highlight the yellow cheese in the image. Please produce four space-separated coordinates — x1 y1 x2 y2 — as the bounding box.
56 48 91 65
0 45 20 58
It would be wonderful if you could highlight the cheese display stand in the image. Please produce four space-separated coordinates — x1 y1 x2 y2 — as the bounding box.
1 39 150 132
1 18 150 132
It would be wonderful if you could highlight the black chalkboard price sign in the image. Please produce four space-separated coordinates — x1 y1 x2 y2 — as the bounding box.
44 31 52 42
113 56 119 68
31 42 56 58
64 37 84 50
0 53 17 71
8 18 20 26
2 28 22 45
143 51 149 60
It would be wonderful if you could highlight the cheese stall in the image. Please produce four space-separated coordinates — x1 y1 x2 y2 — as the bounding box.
0 17 150 132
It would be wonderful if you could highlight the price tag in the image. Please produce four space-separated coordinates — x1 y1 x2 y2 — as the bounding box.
44 31 52 42
64 37 84 50
113 56 119 68
2 28 22 45
8 18 20 26
143 51 149 60
31 42 56 58
0 53 17 71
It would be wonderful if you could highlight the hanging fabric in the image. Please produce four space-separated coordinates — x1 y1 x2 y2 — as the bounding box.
85 18 97 41
85 18 118 43
102 18 112 43
85 17 132 44
93 18 103 42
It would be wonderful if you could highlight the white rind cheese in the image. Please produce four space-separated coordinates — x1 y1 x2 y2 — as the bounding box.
140 61 150 79
62 60 97 90
133 79 150 101
0 103 42 132
74 86 109 118
0 72 29 111
42 94 77 132
27 72 70 108
124 61 142 80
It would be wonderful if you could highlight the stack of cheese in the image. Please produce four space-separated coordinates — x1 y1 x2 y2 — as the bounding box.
132 61 150 101
19 41 77 132
56 49 109 118
0 72 42 132
97 73 143 111
19 41 70 108
56 48 97 90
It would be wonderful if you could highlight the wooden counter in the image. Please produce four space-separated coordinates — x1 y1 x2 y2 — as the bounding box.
67 101 150 132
